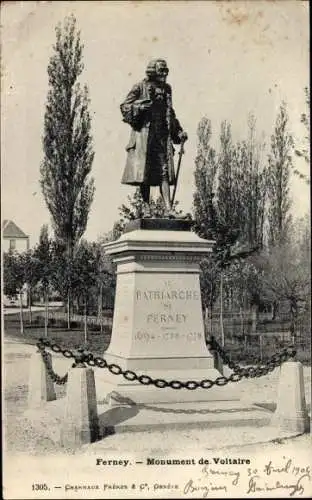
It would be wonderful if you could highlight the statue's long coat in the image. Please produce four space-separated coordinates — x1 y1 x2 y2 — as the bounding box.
120 79 183 186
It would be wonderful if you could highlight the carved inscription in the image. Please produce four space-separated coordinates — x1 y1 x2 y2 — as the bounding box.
134 331 202 342
135 280 203 343
136 289 200 301
147 313 187 324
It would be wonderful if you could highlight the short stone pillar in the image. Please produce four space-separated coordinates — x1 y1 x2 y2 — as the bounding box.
60 366 99 448
28 350 56 408
271 361 310 433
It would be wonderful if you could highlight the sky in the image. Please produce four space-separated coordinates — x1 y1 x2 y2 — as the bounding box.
1 0 310 247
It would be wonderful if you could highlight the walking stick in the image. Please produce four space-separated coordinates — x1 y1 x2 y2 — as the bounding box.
171 138 186 208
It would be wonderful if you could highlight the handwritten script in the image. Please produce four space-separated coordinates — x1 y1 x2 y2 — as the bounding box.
182 456 311 498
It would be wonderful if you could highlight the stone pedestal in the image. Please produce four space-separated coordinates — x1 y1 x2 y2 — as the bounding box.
271 361 310 433
61 367 99 447
98 219 225 404
28 351 56 408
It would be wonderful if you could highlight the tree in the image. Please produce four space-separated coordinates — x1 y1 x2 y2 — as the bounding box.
50 240 73 328
20 250 41 325
294 86 310 183
193 119 249 344
71 240 97 342
199 256 219 334
267 102 293 247
193 117 218 241
234 115 268 249
260 243 310 343
3 252 26 334
193 116 268 344
92 239 116 326
33 225 53 336
40 15 95 324
193 118 220 335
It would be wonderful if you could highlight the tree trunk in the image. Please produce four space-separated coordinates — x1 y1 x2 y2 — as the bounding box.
220 271 225 347
271 301 278 320
204 306 208 334
290 300 297 345
44 289 49 337
66 239 73 330
84 297 88 344
209 302 213 337
28 287 32 325
251 303 258 334
98 284 103 333
19 290 24 334
67 292 71 330
259 334 263 363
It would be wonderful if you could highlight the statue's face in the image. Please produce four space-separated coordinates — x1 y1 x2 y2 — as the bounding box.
154 61 169 83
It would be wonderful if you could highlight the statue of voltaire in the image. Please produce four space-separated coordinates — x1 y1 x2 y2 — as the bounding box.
120 58 188 218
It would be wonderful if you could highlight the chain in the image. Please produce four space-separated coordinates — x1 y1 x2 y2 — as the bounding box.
36 336 296 390
209 335 297 379
37 343 68 385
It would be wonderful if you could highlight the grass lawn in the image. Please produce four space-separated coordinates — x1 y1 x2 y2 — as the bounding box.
4 313 112 354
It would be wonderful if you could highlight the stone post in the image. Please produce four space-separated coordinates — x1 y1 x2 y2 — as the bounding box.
60 366 99 448
28 350 56 408
271 361 310 433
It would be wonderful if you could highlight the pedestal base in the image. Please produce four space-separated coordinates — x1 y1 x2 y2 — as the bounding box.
102 223 222 405
97 365 230 405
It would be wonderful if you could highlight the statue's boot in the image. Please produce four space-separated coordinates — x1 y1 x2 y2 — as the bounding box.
164 206 176 219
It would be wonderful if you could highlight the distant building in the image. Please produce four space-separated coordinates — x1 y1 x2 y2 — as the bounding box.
2 220 29 306
2 220 29 253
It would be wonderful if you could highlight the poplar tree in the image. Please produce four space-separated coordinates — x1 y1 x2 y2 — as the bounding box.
294 86 310 182
40 15 95 325
267 103 293 247
34 225 53 335
193 117 267 343
235 115 267 249
40 15 95 254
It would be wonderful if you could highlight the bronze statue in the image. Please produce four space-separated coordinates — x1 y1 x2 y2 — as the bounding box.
120 58 188 218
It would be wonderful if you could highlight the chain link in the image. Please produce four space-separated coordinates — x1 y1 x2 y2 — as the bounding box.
37 343 69 385
36 336 296 390
208 335 297 379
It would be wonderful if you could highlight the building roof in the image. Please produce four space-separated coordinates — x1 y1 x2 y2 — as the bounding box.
2 220 28 239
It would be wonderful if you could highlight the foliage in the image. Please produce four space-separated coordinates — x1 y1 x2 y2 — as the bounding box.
71 240 97 305
40 15 95 254
49 240 72 302
266 102 293 247
223 258 264 310
20 249 42 308
294 86 310 182
259 239 310 339
3 252 25 299
193 116 266 263
33 225 53 295
114 187 183 238
49 238 115 315
232 115 267 249
193 117 218 241
193 116 267 324
199 256 219 312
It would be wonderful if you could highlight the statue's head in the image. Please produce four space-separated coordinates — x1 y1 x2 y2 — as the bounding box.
146 58 169 84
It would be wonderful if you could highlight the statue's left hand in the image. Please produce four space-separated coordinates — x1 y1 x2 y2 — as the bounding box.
179 131 188 142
